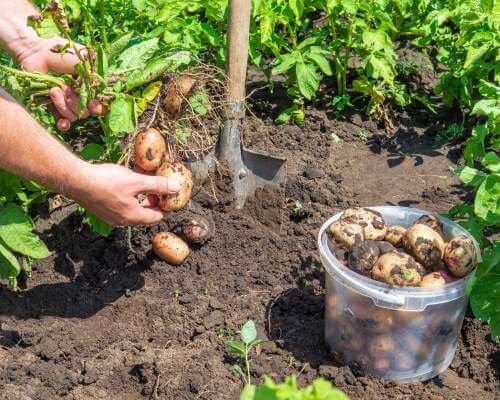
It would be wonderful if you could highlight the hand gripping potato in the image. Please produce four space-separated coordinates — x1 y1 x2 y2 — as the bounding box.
156 161 193 212
371 252 423 286
403 224 445 269
443 236 477 278
348 240 380 275
327 220 364 249
152 232 189 265
414 214 445 238
384 225 407 247
134 128 167 171
341 207 387 240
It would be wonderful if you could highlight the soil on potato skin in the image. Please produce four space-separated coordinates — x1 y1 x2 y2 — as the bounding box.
1 73 499 399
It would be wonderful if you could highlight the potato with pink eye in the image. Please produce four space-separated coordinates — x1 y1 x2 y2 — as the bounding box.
327 220 364 249
156 161 193 212
182 217 211 244
384 225 407 246
420 272 447 287
403 224 445 269
443 236 477 278
341 207 387 240
152 232 189 265
134 128 167 171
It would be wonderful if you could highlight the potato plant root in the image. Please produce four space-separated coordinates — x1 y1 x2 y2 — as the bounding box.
0 83 497 400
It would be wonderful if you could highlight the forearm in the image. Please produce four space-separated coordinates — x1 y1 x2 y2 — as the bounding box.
0 1 40 63
0 87 88 199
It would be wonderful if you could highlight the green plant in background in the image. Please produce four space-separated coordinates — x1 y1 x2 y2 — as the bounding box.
227 320 269 385
240 375 349 400
435 123 465 144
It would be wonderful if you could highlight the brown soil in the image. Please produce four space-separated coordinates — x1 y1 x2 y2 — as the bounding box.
1 74 499 400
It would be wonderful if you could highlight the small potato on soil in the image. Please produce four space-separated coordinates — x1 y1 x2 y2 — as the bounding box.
443 236 477 278
384 226 407 247
403 224 445 269
156 161 193 211
368 334 395 358
182 217 211 244
327 220 364 249
371 252 423 286
152 232 189 265
348 240 380 275
420 272 447 287
134 128 167 171
341 207 387 240
414 214 445 238
164 75 197 116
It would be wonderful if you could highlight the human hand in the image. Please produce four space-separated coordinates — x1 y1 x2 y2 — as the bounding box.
72 163 180 227
15 37 107 131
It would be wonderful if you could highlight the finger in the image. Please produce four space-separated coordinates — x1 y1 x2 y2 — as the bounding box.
49 87 78 122
139 194 159 208
56 118 71 132
133 165 155 175
88 99 108 116
46 43 85 74
129 206 166 226
136 175 181 196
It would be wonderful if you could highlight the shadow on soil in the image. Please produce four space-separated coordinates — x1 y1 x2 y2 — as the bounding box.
0 210 151 320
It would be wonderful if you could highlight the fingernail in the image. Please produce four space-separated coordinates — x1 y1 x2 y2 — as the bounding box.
168 179 181 192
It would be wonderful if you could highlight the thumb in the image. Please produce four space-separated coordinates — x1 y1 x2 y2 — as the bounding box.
46 40 85 74
138 175 181 195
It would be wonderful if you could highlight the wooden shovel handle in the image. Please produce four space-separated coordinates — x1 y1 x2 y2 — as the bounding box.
227 0 251 103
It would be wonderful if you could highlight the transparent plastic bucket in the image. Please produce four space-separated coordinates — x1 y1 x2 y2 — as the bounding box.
318 206 481 382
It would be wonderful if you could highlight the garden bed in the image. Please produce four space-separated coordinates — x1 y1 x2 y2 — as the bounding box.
0 80 498 399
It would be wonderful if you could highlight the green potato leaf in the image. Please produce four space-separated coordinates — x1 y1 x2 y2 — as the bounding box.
240 320 257 345
296 62 320 100
107 94 137 134
0 238 21 280
474 174 500 224
79 143 105 161
107 32 134 62
85 211 114 237
0 203 49 259
110 38 159 74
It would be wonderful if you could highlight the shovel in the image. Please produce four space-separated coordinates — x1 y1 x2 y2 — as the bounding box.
188 0 286 209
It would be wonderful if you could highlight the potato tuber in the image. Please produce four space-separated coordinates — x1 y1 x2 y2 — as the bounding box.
414 214 445 238
443 236 477 278
384 225 407 247
183 217 211 244
403 224 445 269
341 207 387 240
156 161 193 211
152 232 189 265
327 220 364 249
134 128 167 171
371 252 423 286
164 75 197 116
420 272 447 287
348 240 380 275
368 334 395 358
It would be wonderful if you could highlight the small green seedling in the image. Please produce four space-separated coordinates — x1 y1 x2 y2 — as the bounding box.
227 320 269 385
358 129 367 142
